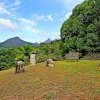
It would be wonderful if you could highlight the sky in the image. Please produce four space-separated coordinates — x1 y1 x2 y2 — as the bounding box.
0 0 84 43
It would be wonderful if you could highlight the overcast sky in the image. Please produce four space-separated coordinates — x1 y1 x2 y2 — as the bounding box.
0 0 84 43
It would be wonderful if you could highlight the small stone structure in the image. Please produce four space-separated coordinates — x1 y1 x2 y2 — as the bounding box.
65 51 79 61
46 58 54 67
30 53 36 66
15 61 25 74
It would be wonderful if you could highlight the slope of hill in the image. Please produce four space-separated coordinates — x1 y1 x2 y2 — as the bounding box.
0 61 100 99
0 37 39 48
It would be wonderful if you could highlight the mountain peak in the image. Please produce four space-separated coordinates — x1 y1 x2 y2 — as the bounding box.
0 37 38 48
7 37 21 41
14 36 20 39
44 38 52 43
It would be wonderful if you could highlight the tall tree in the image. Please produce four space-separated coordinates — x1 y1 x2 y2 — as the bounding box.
60 0 100 55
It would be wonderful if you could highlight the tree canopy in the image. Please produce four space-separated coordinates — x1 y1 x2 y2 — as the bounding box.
60 0 100 54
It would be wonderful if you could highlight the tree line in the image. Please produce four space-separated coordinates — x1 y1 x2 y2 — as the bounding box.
0 40 62 70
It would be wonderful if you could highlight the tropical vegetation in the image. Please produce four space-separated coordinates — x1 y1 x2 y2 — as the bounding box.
60 0 100 55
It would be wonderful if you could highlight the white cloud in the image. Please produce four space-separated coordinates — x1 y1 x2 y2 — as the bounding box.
0 6 12 15
32 14 45 21
0 18 18 30
32 14 54 22
47 15 54 21
14 0 21 6
0 0 22 17
10 0 21 11
19 18 40 34
24 26 40 33
0 0 21 15
19 18 36 26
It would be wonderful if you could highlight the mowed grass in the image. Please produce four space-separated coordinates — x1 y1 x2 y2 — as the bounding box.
0 60 100 100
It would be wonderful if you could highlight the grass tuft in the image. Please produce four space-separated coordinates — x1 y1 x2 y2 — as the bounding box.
43 92 53 99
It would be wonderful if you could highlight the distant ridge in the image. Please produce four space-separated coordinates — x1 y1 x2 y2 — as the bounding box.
0 37 53 49
0 37 39 49
44 38 52 43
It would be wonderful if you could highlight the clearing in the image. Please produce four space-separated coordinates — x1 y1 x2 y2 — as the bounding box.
0 60 100 100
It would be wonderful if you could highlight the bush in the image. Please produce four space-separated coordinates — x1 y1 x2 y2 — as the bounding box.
0 49 16 70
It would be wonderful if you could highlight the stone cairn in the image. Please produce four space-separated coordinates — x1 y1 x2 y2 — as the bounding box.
15 61 25 74
46 58 54 67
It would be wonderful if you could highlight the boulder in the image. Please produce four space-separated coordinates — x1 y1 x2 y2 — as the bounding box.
15 61 25 73
46 58 54 67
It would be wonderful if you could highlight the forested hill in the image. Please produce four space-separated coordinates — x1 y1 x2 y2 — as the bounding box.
0 37 39 49
60 0 100 54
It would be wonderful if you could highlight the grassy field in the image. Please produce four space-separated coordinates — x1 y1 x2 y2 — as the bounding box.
0 60 100 100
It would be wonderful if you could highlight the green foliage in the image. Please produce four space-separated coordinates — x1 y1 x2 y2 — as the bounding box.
36 40 63 63
0 44 34 70
0 48 16 70
15 44 34 63
43 92 53 99
60 0 100 54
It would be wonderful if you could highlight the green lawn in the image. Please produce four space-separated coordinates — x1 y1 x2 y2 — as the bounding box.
0 60 100 100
